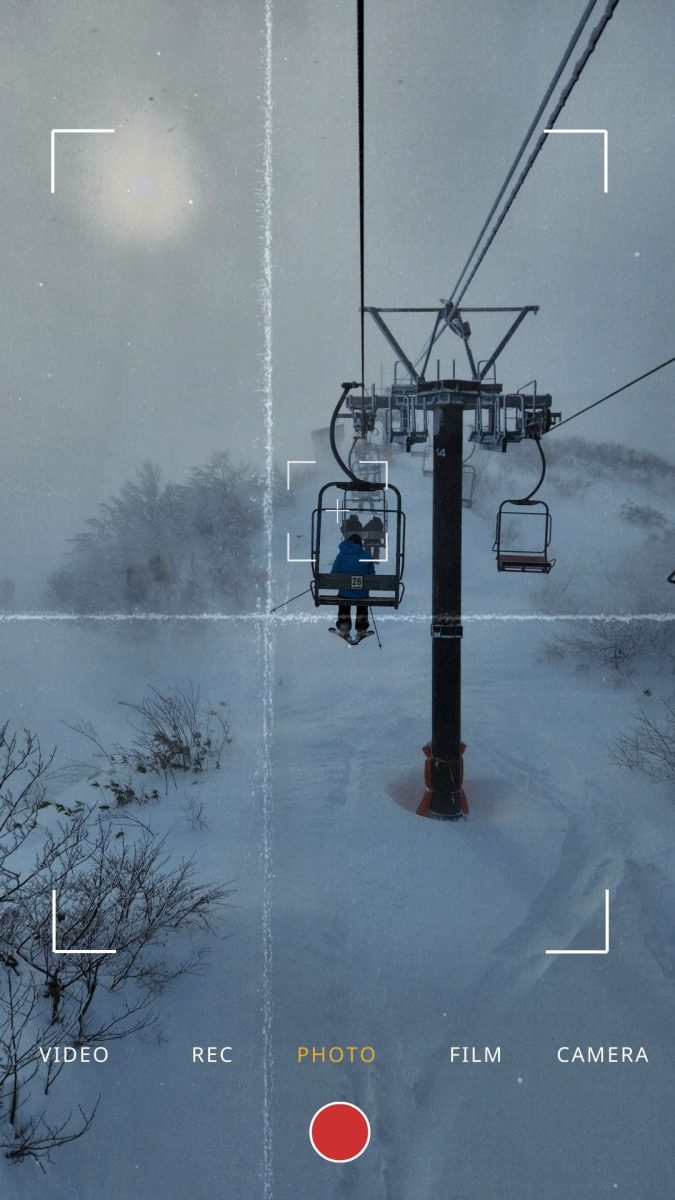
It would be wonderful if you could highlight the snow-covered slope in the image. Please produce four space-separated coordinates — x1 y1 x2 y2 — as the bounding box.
1 437 674 1199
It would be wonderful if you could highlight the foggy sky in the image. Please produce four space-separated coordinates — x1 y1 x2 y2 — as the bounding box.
0 0 673 599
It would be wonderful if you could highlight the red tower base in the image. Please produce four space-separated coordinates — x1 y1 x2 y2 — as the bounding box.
417 742 469 817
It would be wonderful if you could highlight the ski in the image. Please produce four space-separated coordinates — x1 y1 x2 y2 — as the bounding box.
328 627 351 643
328 628 374 646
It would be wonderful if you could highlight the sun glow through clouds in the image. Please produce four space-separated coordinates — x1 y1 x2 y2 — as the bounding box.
86 120 198 243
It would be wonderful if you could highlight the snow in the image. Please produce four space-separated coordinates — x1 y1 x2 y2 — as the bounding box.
1 439 674 1198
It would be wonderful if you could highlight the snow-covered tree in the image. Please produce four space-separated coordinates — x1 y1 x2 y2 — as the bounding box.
47 454 265 613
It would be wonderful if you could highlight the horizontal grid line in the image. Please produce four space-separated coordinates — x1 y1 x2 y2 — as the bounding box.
0 612 672 624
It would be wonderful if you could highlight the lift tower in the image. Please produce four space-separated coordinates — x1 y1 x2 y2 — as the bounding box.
429 397 464 818
353 303 557 820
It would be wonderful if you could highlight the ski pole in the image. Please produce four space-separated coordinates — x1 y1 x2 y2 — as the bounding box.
369 606 382 649
270 587 313 614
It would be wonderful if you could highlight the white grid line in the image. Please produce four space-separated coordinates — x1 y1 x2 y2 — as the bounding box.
259 4 275 1196
51 890 116 956
544 127 608 193
358 458 389 488
286 459 316 489
50 128 115 193
286 532 315 563
545 890 610 956
0 611 671 624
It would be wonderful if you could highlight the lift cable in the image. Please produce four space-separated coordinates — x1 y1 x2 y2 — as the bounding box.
357 0 366 401
325 2 376 491
413 0 617 373
324 2 374 492
452 0 621 309
546 355 675 432
448 0 600 308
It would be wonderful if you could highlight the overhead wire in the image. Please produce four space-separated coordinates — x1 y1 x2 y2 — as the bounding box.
447 0 600 308
452 0 621 308
414 0 620 372
546 356 675 432
357 0 366 399
326 1 370 489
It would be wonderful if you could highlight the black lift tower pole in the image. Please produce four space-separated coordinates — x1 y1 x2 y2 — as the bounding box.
363 305 546 821
429 397 464 820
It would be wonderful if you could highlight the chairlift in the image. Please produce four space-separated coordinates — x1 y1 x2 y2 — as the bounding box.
470 383 558 451
493 427 555 573
494 499 554 572
311 480 405 607
462 463 476 509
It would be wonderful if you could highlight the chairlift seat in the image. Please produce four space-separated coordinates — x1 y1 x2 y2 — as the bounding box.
313 572 403 606
497 552 554 573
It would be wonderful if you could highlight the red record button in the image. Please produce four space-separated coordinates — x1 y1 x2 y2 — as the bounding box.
309 1102 371 1162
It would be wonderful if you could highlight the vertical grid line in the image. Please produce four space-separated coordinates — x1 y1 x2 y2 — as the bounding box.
259 1 275 1196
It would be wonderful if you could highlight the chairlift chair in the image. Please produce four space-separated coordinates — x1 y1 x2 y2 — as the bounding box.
494 499 555 573
343 484 387 558
462 463 476 509
311 481 405 607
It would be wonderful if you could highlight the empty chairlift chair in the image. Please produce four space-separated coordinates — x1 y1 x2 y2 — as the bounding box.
462 463 476 509
494 499 555 573
493 424 555 573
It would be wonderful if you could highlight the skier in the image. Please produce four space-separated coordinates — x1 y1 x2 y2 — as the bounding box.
329 533 375 644
363 513 384 560
342 512 363 536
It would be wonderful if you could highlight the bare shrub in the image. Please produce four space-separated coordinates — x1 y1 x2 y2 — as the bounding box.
121 686 230 776
0 723 231 1165
620 502 667 529
614 696 675 790
544 620 648 674
548 437 675 486
72 685 231 805
184 795 207 830
552 475 591 498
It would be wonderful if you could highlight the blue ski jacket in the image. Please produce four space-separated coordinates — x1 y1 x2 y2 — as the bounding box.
330 539 375 599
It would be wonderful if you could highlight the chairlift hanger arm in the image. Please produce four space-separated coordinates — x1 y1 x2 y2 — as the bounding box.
459 325 479 381
419 311 443 381
364 308 420 382
370 306 540 313
478 306 538 381
329 382 381 488
367 302 539 385
508 431 547 504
